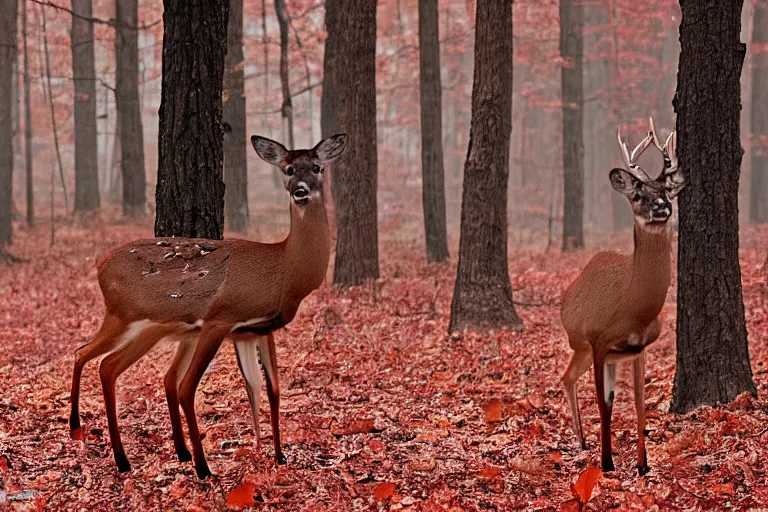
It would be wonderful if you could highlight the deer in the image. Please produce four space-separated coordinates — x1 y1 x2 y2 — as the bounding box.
68 134 345 479
560 117 684 475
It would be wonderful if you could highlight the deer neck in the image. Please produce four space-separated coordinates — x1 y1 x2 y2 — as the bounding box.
284 195 331 299
629 220 672 321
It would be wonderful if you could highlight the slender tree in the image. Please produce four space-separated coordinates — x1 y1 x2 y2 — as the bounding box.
223 0 249 233
671 0 756 412
418 0 449 263
750 0 768 223
449 0 522 333
275 0 294 149
320 0 342 240
155 1 229 239
328 0 379 286
0 0 17 251
560 0 585 250
22 0 33 226
71 0 100 212
116 0 146 217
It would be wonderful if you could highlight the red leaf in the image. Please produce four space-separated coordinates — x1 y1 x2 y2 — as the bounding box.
478 466 502 480
710 483 734 494
549 451 564 465
483 400 504 423
570 466 602 504
331 418 375 436
372 482 396 501
226 482 256 510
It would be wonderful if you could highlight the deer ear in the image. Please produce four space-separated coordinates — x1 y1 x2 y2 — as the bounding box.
251 135 287 166
609 168 640 197
313 134 346 163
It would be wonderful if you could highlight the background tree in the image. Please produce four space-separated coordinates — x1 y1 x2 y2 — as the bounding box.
155 1 229 239
0 0 17 252
71 0 100 212
671 0 756 412
418 0 449 263
116 0 147 217
275 0 294 149
223 0 249 233
22 0 33 226
449 0 522 333
560 0 585 250
750 0 768 223
329 0 379 286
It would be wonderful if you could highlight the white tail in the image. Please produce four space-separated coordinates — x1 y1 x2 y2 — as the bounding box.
69 134 346 479
560 118 683 474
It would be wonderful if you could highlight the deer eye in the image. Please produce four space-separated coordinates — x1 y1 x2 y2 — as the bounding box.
285 166 296 176
632 193 642 203
312 164 323 174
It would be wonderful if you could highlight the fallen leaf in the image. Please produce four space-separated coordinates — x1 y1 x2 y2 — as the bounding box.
710 483 734 495
332 418 375 436
549 451 564 465
509 457 546 475
373 482 396 501
484 400 504 423
571 466 602 504
409 456 437 472
478 466 502 480
226 482 256 510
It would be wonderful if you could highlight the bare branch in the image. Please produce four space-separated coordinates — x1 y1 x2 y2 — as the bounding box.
30 0 160 30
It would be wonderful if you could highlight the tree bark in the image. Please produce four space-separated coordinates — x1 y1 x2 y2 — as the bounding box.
750 0 768 223
223 0 249 233
116 0 146 217
560 0 585 250
22 0 33 226
321 0 342 248
418 0 449 263
609 0 632 232
155 1 229 239
275 0 294 149
71 0 100 212
671 0 756 413
0 0 17 248
449 0 522 334
329 0 379 287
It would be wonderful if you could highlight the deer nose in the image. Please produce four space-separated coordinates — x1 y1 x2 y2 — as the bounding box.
292 182 311 204
651 197 670 218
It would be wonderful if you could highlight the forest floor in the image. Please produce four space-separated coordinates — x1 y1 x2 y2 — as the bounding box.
1 215 767 511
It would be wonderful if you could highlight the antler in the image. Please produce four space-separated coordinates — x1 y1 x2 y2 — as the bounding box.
649 117 685 198
617 127 653 182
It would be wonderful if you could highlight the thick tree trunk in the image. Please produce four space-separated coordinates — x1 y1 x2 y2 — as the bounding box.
321 0 342 245
275 0 294 149
155 1 229 239
449 0 522 333
0 0 17 248
223 0 249 233
419 0 449 263
671 0 756 413
609 0 632 232
560 0 585 250
71 0 100 212
23 1 33 226
116 0 146 217
330 0 378 286
750 0 768 223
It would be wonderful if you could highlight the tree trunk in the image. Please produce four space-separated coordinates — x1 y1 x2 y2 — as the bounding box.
609 0 632 232
71 0 101 212
0 0 17 249
750 0 768 223
155 1 229 239
275 0 294 149
418 0 449 263
116 0 146 217
671 0 756 413
223 0 249 233
321 0 341 247
560 0 585 250
22 0 33 226
329 0 379 287
449 0 522 334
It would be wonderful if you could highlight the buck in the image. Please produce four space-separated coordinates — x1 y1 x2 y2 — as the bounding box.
69 134 345 479
560 118 684 474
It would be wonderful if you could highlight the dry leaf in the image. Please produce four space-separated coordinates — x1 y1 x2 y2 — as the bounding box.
571 466 602 504
478 466 502 480
373 482 397 501
331 418 375 436
710 483 734 495
409 456 437 472
226 482 256 509
484 400 504 423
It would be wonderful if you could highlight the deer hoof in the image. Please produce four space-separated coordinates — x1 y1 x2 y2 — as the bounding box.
195 462 213 479
637 463 650 476
114 452 131 473
601 459 615 473
176 447 192 463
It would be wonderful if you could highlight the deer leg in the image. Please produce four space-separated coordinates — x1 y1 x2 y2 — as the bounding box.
164 338 195 462
260 333 285 464
99 322 173 473
633 351 649 475
70 314 125 441
234 335 264 452
178 323 229 479
562 349 592 450
593 352 616 472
